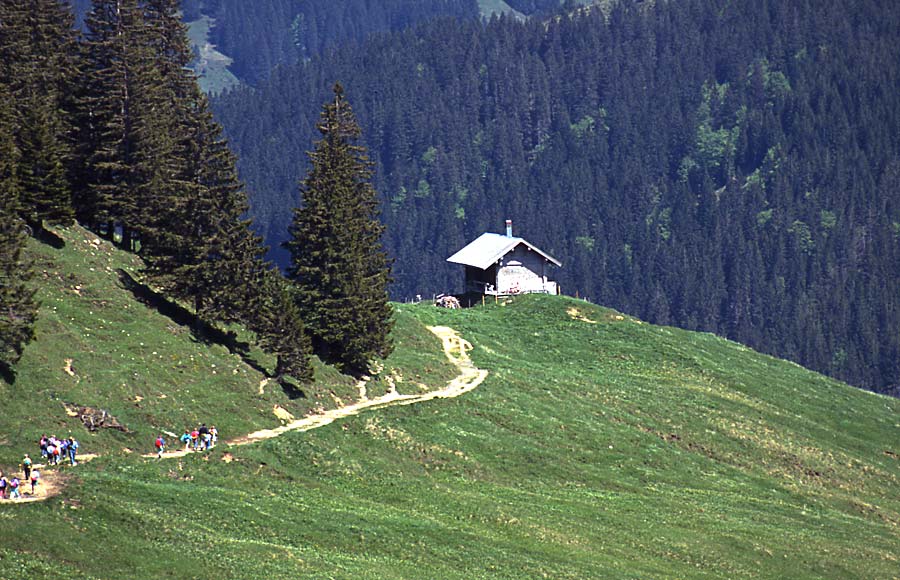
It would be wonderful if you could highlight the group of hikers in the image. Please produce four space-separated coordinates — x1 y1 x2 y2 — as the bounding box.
155 424 218 458
40 434 80 466
0 435 80 500
2 425 225 500
0 467 34 500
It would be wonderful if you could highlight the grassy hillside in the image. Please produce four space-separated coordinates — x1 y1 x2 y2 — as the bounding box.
1 227 898 579
0 226 453 467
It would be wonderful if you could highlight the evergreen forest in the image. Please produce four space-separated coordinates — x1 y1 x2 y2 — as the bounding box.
70 0 483 86
211 0 900 396
203 0 480 86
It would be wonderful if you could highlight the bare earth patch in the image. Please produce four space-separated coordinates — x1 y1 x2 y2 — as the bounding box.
0 454 97 504
567 307 597 324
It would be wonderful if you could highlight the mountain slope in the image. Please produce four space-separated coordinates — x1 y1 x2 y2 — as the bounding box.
0 227 898 579
212 0 900 395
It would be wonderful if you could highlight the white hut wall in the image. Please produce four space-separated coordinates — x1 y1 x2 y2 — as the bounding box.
497 245 552 294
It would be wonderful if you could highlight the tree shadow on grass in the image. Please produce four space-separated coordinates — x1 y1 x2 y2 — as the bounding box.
116 269 271 378
279 377 307 400
0 363 16 386
26 223 66 249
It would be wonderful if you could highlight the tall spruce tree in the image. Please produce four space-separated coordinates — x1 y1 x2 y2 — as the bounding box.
135 0 261 324
135 0 197 242
141 103 266 324
285 83 393 374
76 0 310 378
0 0 79 230
0 86 38 376
137 0 304 373
77 0 173 248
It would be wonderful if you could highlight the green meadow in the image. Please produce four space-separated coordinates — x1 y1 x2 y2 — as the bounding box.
1 227 897 579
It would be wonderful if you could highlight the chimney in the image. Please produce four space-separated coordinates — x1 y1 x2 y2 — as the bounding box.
505 219 513 237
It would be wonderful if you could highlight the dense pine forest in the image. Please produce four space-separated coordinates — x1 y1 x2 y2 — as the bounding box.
71 0 483 86
204 0 480 86
0 0 392 381
212 0 900 395
199 0 592 87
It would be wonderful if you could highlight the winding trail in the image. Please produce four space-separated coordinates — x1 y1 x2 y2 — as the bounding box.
228 326 487 446
2 326 486 502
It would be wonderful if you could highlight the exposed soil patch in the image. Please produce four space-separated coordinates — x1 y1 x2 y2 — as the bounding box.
566 307 597 324
0 454 96 504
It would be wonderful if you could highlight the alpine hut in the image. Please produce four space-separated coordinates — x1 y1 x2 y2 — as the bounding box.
447 220 561 296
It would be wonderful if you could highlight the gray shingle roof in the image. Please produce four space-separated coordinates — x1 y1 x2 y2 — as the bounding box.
446 233 561 270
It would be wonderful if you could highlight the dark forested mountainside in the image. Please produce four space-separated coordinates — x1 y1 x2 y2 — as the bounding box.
204 0 479 86
69 1 476 89
213 0 900 395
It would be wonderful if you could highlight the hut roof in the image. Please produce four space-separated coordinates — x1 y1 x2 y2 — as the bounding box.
446 233 561 270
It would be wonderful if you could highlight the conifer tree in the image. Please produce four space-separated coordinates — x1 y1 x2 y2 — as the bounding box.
76 0 172 247
285 83 393 374
0 86 38 375
134 0 198 243
76 0 136 234
86 0 264 331
140 99 265 325
75 0 311 378
248 269 314 383
0 0 79 230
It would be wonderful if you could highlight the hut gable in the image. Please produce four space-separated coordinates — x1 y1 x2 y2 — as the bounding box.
447 221 561 296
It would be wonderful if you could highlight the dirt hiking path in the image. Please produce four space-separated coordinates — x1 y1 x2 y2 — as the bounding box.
151 325 485 453
0 454 98 504
229 325 487 445
0 326 486 503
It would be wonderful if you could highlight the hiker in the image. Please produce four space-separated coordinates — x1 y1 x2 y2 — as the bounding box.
210 426 218 448
0 473 7 499
39 435 49 460
190 428 199 451
180 430 192 451
46 440 57 466
198 424 210 451
30 470 39 494
155 435 166 458
67 436 79 466
59 438 69 464
22 454 32 481
9 477 20 499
